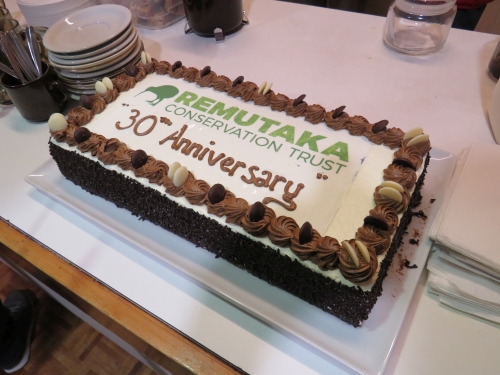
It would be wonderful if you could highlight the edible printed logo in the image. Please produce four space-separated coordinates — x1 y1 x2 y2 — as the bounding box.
135 85 179 106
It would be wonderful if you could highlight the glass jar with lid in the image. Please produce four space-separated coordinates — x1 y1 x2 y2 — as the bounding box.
383 0 457 56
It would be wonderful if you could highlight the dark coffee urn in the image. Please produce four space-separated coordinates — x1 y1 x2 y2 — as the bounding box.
182 0 244 37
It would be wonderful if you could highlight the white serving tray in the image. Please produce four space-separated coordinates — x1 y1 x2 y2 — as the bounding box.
25 148 455 375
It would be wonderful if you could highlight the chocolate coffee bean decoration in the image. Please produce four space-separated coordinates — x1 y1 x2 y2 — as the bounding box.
299 221 313 244
124 64 138 77
332 105 346 119
208 183 226 204
131 150 148 169
248 202 265 222
200 66 211 77
232 76 244 87
79 94 93 110
74 127 91 143
172 61 182 72
393 158 416 171
372 120 389 134
293 94 306 107
363 216 389 231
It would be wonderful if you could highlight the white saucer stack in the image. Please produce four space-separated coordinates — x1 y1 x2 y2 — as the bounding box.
43 4 143 96
17 0 97 28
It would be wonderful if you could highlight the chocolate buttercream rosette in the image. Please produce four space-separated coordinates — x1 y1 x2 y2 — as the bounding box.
373 184 410 214
363 205 399 234
96 138 128 165
383 164 417 191
346 115 369 136
182 66 199 83
133 156 169 185
163 171 194 197
338 239 378 283
224 196 250 225
290 223 321 261
325 106 350 130
241 202 276 236
67 106 94 127
268 216 299 247
356 225 391 255
207 189 235 217
312 235 341 270
184 178 210 206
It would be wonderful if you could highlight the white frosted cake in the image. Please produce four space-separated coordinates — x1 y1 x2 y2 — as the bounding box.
48 58 430 326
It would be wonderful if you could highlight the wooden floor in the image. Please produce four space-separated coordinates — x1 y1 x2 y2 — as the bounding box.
0 262 157 375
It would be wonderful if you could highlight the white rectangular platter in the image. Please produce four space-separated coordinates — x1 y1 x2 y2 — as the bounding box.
25 148 455 375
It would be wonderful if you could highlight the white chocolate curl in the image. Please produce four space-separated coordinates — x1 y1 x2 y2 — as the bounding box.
140 51 147 65
407 133 430 146
167 162 180 179
95 81 107 94
102 77 113 90
145 52 152 64
258 81 267 94
403 127 423 140
378 187 403 202
342 241 359 268
263 82 273 95
173 166 189 187
380 180 404 192
355 240 371 263
48 113 68 131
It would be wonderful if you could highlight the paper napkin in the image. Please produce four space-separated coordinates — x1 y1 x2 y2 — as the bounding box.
427 251 500 324
429 143 500 274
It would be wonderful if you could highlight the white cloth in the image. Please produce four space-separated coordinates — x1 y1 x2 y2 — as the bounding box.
428 143 500 324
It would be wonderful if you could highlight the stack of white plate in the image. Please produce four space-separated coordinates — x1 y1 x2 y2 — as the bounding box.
17 0 96 28
43 4 143 96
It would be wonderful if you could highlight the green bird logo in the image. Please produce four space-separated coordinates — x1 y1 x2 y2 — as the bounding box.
134 85 179 106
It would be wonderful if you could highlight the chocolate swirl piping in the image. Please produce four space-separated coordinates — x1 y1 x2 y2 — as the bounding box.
134 157 169 185
212 75 232 92
153 59 171 75
163 171 194 197
383 164 417 191
290 228 321 261
268 216 299 247
183 67 199 83
284 100 307 117
184 178 210 205
312 236 340 270
325 111 349 130
393 145 425 170
304 104 326 124
356 225 391 255
67 107 94 127
374 185 410 214
241 205 276 236
207 191 235 217
77 133 106 156
90 96 106 114
347 115 369 136
96 138 127 165
195 71 217 88
224 196 250 225
113 74 136 92
338 239 378 283
384 127 404 149
269 92 290 112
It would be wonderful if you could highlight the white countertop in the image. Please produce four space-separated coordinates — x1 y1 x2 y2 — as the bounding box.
2 1 500 374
